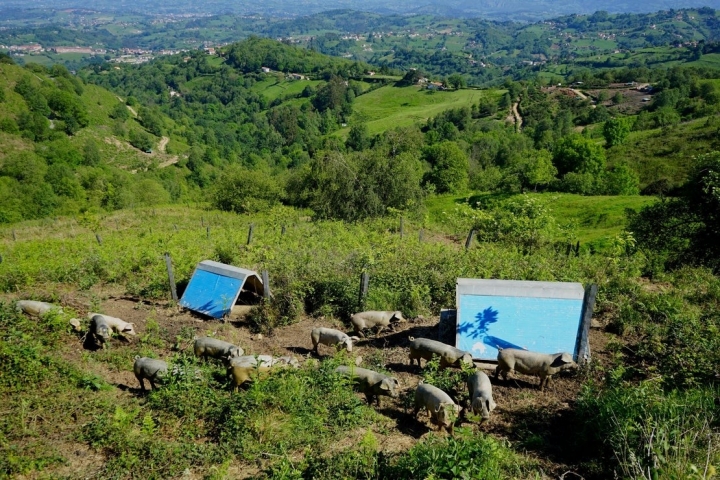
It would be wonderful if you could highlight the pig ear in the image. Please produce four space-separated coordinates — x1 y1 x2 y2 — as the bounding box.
379 383 390 391
350 336 360 341
552 354 573 367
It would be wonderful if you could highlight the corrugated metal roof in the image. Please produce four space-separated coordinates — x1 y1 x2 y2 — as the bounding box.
179 261 264 319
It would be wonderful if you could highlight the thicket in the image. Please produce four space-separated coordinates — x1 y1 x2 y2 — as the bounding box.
629 151 720 274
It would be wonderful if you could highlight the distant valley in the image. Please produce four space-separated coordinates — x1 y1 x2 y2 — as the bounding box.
4 0 720 20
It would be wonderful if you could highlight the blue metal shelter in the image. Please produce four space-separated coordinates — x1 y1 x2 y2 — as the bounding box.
455 278 593 362
179 260 265 319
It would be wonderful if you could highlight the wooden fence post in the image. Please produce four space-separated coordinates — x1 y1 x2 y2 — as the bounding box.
358 272 369 309
164 252 178 302
206 226 210 239
418 229 424 242
465 229 476 250
400 217 404 239
247 224 254 245
261 270 270 299
95 233 103 246
281 225 286 236
12 229 16 241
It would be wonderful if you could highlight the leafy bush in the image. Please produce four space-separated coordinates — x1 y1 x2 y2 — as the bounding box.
389 429 526 479
448 194 564 253
211 357 374 459
261 429 528 479
288 149 425 221
129 128 154 152
422 141 469 194
212 167 283 214
420 356 476 407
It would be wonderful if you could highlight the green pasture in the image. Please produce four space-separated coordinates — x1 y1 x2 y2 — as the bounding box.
607 117 718 187
250 77 323 101
686 53 720 69
425 192 656 250
349 85 501 135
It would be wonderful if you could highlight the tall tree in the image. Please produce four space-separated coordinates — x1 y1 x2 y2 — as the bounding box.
422 141 469 194
603 117 631 147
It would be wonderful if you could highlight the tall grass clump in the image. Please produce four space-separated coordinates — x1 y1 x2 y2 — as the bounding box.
261 429 531 479
211 356 376 459
576 381 720 479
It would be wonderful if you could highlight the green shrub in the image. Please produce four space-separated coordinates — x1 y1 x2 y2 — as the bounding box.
212 167 283 214
211 357 375 459
389 429 526 479
420 356 476 407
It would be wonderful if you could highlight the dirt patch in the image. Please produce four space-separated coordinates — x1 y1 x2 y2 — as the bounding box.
3 286 615 478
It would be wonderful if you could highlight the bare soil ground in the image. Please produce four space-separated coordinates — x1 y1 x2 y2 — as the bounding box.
4 285 615 478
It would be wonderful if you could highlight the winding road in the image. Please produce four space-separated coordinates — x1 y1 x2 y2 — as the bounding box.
511 101 523 132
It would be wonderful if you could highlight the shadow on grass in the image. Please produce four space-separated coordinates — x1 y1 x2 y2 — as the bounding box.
489 402 610 479
464 192 516 208
360 324 438 350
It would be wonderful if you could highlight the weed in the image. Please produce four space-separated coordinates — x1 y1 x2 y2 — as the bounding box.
576 381 720 478
421 356 476 406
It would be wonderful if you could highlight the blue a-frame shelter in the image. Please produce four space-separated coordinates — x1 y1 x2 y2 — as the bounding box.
179 260 265 319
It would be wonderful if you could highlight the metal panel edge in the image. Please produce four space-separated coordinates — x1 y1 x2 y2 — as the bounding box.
456 278 584 299
197 260 256 281
575 283 598 364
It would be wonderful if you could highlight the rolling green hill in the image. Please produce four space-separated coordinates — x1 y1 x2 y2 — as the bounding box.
0 60 190 223
349 85 503 134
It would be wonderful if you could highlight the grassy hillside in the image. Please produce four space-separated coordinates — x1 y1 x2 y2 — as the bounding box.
0 62 188 170
425 192 656 250
0 61 191 222
249 76 324 101
349 85 503 134
1 203 719 479
607 117 720 187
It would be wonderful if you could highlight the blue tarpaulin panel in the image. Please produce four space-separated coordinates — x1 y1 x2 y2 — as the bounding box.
180 260 261 319
455 279 586 361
